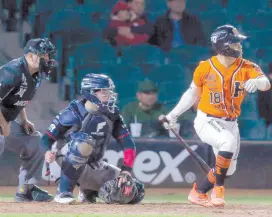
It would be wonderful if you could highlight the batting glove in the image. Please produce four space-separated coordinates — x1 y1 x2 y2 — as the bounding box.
243 79 259 93
159 114 177 130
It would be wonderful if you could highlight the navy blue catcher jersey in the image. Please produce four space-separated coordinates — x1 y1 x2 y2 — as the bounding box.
45 100 131 162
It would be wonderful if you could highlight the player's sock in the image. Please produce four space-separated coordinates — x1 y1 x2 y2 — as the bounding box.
215 151 233 186
196 168 215 193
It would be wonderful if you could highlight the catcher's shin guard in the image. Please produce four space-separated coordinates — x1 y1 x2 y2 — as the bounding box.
54 157 84 204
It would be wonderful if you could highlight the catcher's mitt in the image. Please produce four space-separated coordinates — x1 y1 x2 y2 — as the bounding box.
98 173 138 204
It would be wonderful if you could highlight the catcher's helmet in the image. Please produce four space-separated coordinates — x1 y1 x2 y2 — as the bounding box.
80 73 117 113
211 25 247 58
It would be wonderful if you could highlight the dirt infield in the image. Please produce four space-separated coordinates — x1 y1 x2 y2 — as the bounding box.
0 187 272 217
1 202 272 217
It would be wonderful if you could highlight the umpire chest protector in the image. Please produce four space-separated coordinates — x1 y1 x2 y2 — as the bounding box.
0 57 41 122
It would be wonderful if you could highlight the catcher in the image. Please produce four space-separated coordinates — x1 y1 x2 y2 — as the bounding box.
42 73 145 204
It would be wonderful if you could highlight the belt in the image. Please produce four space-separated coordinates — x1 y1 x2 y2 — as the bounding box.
206 114 237 122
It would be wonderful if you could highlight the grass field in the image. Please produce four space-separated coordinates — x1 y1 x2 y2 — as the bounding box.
0 187 271 217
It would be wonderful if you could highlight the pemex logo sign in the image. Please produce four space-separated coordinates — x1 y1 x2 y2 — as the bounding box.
104 145 198 185
42 145 198 186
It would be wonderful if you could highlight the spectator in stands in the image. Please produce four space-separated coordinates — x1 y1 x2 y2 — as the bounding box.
126 0 145 17
2 0 18 31
122 79 168 138
257 71 272 139
103 0 152 46
149 0 206 51
21 0 36 21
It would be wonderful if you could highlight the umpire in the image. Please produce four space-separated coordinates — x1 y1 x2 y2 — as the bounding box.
0 38 56 202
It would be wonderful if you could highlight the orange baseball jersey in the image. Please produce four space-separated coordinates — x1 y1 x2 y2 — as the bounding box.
193 56 265 118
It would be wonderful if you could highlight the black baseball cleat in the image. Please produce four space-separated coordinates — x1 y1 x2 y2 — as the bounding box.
15 185 54 202
15 192 33 202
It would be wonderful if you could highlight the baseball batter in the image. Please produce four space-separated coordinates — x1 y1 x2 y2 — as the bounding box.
163 25 271 207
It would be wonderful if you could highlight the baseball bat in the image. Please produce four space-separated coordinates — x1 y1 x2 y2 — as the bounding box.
45 162 51 176
159 115 211 175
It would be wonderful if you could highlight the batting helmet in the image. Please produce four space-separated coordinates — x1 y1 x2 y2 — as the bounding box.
211 25 247 58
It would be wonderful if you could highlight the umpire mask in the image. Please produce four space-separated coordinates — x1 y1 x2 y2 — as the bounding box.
24 38 57 79
39 57 57 79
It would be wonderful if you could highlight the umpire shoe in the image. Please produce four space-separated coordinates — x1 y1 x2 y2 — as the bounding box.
15 192 33 202
211 186 226 207
31 185 54 202
78 189 97 203
15 185 54 202
188 183 212 207
54 192 76 204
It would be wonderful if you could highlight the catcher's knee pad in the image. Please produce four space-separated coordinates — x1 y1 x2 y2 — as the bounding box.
68 132 95 168
218 134 237 154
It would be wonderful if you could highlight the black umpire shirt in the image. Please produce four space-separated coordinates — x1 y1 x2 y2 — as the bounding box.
0 57 41 122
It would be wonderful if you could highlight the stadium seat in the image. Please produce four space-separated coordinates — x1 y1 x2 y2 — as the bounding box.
231 12 272 33
228 0 270 13
76 62 106 75
45 9 102 45
146 12 160 23
83 0 114 13
32 0 76 37
35 0 76 14
247 30 272 49
240 93 259 120
106 65 145 82
115 81 138 100
199 12 229 38
76 63 144 83
164 45 211 65
146 64 192 82
71 41 118 66
145 0 166 13
159 80 190 103
187 0 226 14
239 119 266 140
120 45 164 65
255 47 272 63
